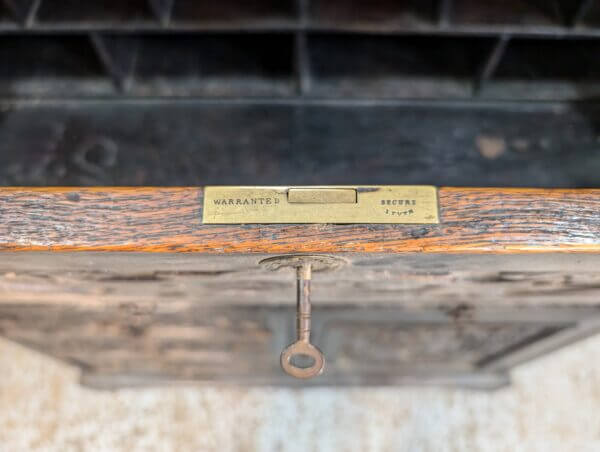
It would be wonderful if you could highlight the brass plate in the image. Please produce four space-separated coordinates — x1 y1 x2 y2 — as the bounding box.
202 186 439 224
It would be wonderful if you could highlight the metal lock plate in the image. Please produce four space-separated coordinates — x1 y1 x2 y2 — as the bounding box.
202 186 439 224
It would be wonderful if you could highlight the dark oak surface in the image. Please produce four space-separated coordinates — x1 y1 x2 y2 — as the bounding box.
2 102 600 188
0 187 599 253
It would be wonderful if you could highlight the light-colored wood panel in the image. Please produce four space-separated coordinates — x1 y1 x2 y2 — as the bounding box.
2 253 600 308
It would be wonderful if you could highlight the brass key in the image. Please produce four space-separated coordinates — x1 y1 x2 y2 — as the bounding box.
280 263 325 379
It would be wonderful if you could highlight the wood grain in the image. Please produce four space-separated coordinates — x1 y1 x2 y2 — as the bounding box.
5 253 600 311
1 186 600 387
3 251 600 386
2 301 595 388
0 187 599 253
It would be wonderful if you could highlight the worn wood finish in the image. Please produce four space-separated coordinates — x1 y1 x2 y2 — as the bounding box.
3 102 600 188
2 252 600 387
1 187 600 387
1 187 599 253
3 253 600 308
4 301 594 389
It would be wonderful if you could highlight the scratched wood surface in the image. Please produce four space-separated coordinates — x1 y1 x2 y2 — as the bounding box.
1 187 600 387
3 252 600 308
1 252 600 387
0 187 599 253
3 300 594 389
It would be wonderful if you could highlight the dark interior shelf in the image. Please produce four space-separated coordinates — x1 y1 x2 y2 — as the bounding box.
1 30 600 100
1 0 599 188
1 100 598 187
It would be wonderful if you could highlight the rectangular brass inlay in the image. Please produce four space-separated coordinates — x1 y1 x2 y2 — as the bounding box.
202 186 439 224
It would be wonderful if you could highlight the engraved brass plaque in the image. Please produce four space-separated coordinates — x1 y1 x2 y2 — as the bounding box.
202 186 439 224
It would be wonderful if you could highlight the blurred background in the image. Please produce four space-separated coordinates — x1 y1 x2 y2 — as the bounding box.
1 333 600 451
